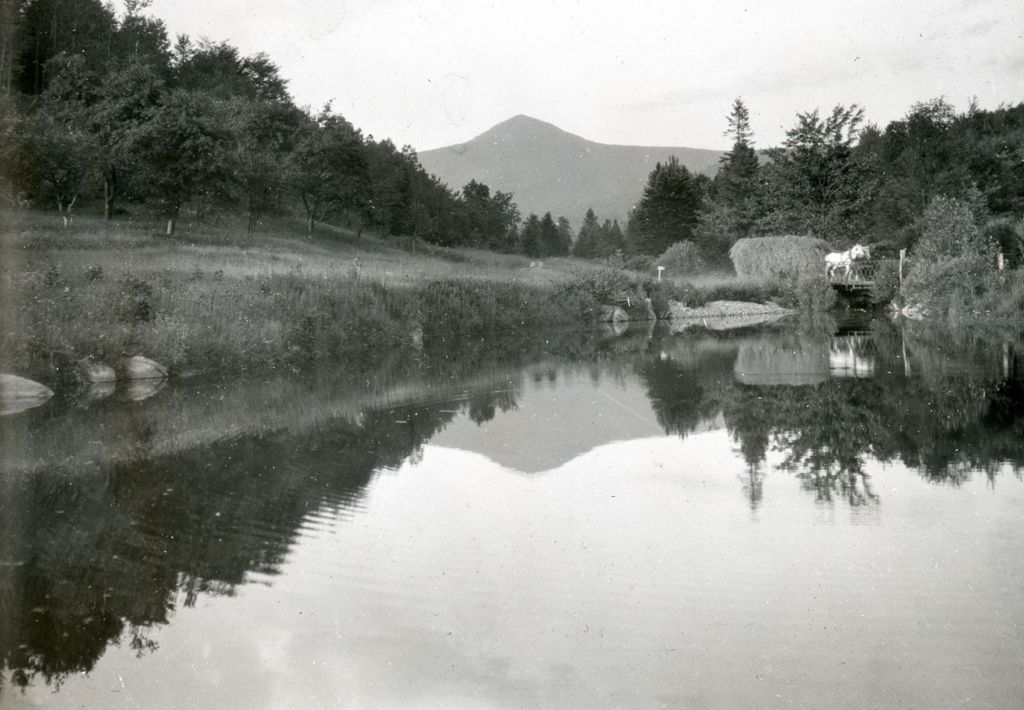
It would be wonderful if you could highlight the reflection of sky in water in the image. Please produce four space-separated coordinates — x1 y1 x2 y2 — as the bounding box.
9 426 1024 710
4 324 1024 709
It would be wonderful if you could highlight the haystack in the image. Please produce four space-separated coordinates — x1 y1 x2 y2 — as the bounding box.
729 235 831 281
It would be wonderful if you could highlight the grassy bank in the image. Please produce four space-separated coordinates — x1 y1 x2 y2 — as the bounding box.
0 210 655 381
1 209 828 383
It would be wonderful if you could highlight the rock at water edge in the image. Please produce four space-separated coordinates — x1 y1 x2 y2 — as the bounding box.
124 356 168 380
0 374 55 416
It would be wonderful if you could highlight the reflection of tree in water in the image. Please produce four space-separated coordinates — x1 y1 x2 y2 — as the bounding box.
642 324 1024 508
0 325 662 692
725 332 1024 496
721 379 888 508
0 384 527 691
636 340 736 437
468 387 518 425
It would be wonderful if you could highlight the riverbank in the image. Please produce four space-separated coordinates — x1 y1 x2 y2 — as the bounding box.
0 209 811 385
0 211 654 382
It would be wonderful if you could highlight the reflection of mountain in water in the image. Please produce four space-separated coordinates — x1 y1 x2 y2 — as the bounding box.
431 366 669 473
2 321 1023 692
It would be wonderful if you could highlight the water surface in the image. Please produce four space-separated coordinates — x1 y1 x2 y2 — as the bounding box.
2 320 1023 709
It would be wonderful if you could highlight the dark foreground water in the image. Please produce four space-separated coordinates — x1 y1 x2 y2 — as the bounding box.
2 318 1024 709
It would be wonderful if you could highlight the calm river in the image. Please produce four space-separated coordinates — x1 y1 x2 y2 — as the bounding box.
2 318 1023 709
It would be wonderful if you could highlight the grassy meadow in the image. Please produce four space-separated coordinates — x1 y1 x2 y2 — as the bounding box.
0 209 654 382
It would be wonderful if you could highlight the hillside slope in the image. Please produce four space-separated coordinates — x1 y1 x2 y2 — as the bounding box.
417 115 723 226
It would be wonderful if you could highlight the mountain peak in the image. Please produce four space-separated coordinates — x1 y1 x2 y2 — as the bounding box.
417 116 723 223
471 114 584 147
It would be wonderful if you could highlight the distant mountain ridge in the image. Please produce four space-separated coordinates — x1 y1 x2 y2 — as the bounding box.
417 115 724 226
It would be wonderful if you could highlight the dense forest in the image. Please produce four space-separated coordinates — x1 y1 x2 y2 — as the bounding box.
1 0 1023 269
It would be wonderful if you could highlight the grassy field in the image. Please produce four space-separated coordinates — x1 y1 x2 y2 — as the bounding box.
0 208 664 381
0 208 599 287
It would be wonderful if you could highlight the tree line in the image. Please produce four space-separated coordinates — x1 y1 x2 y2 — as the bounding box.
627 96 1024 267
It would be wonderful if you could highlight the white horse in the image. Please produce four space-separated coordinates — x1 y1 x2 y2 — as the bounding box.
825 244 869 279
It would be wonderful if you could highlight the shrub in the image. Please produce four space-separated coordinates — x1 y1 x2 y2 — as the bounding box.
791 274 837 312
729 235 831 282
640 279 674 319
912 196 996 263
656 240 705 275
903 197 1000 318
553 268 662 320
870 260 900 304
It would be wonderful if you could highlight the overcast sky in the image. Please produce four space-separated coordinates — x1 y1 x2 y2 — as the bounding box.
148 0 1023 151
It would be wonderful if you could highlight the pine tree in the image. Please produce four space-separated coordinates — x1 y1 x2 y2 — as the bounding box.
539 212 565 256
556 216 573 256
521 213 542 257
695 98 761 261
574 208 601 258
631 156 701 255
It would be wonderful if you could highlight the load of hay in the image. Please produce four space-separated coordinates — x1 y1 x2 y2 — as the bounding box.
729 235 831 282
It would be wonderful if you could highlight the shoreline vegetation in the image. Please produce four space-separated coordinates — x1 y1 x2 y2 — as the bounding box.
1 208 827 386
3 205 1023 395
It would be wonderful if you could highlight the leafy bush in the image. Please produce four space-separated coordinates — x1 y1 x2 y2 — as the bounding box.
729 235 831 282
553 268 664 320
641 280 675 319
656 240 705 275
789 274 837 312
870 260 900 304
903 196 1000 318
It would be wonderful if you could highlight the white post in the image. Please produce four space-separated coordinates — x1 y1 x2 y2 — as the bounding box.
657 266 665 283
898 249 906 289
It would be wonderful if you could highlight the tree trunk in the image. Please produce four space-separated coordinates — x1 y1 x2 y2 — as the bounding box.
247 193 260 237
57 194 77 228
103 173 115 221
166 205 179 236
307 215 315 237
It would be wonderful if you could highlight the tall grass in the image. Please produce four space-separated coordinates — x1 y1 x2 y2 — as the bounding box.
0 252 664 380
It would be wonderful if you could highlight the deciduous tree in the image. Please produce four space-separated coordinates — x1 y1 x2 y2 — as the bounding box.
758 104 870 243
125 89 232 234
288 107 370 236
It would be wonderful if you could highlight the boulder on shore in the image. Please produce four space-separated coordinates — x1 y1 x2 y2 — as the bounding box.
123 355 168 380
0 374 55 416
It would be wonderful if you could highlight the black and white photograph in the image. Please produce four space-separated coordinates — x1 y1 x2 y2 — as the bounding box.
1 1 1023 707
